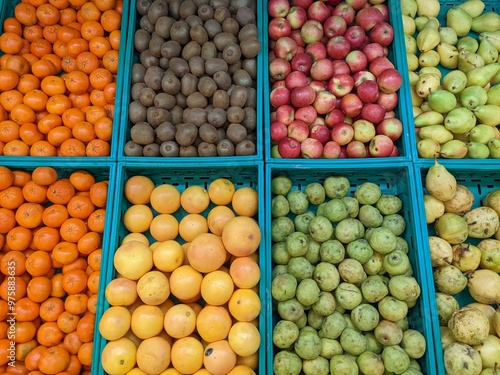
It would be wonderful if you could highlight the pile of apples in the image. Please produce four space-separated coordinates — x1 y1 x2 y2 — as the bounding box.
268 0 405 159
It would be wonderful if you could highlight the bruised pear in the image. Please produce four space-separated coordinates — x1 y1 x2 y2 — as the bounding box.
477 239 500 272
444 343 482 375
443 185 474 215
468 269 500 304
448 307 490 346
463 207 500 239
424 194 445 224
428 236 453 267
467 303 497 335
484 189 500 217
425 159 457 202
435 213 469 244
452 243 481 273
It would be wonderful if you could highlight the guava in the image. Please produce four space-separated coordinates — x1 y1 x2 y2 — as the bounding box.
361 275 389 303
273 350 302 375
309 215 334 242
342 196 360 218
355 182 382 205
277 298 304 322
308 309 325 330
324 176 351 199
286 231 310 257
378 296 409 322
388 276 421 303
323 199 350 223
273 320 300 349
335 282 363 310
320 239 345 264
356 351 385 375
381 214 407 236
340 327 368 355
346 239 374 264
329 354 359 375
335 218 365 244
381 345 410 374
351 303 380 332
296 278 321 307
313 261 340 291
383 250 411 276
294 212 315 234
338 258 367 284
376 194 403 215
304 236 321 264
272 273 297 302
272 195 290 218
321 311 347 339
272 217 295 242
272 175 293 196
305 182 326 206
272 242 291 265
312 291 337 316
374 320 404 346
302 356 330 375
294 329 322 360
287 256 314 281
358 204 384 228
401 329 427 359
320 337 343 359
368 227 397 254
287 190 309 214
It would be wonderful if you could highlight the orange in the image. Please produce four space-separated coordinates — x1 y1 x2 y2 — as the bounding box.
98 306 131 341
196 305 232 343
130 305 163 340
208 178 235 205
121 232 149 246
187 233 227 273
105 278 137 306
152 240 184 273
170 337 203 374
169 265 202 302
231 187 258 217
113 240 153 281
149 214 178 242
207 205 235 236
180 186 210 214
101 337 137 375
136 270 170 306
150 184 181 214
228 288 261 322
178 213 208 242
228 322 260 357
124 176 155 205
123 204 153 233
200 270 234 306
229 256 260 289
163 304 196 339
222 217 261 257
203 340 237 375
136 337 171 374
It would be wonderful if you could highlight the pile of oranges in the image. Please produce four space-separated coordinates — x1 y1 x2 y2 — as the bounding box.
0 0 122 157
0 165 108 374
100 176 262 375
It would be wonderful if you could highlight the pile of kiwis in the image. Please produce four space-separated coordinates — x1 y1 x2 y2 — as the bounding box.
125 0 261 157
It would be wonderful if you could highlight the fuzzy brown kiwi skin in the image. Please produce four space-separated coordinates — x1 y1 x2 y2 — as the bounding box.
131 82 147 101
132 64 146 84
189 24 208 46
180 145 198 157
131 122 155 145
144 66 164 90
207 108 227 127
222 43 241 65
147 107 170 128
136 0 152 16
198 123 219 143
201 42 218 59
183 108 207 126
186 92 208 109
198 4 214 21
170 20 190 45
143 143 161 157
124 140 144 156
169 57 190 77
189 56 205 77
181 73 199 97
217 139 235 156
160 141 180 156
205 58 229 76
161 40 181 59
212 90 230 109
135 29 150 52
235 140 256 156
161 74 181 95
129 101 147 124
181 41 201 61
155 16 174 39
175 123 198 147
204 19 222 39
198 142 217 156
226 123 248 144
154 93 176 110
140 15 155 33
139 87 156 107
197 76 217 97
147 0 168 24
140 50 158 68
155 122 176 142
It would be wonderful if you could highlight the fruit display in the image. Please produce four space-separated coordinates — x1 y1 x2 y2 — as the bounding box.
0 0 124 157
401 0 500 159
267 0 406 159
0 164 111 374
268 166 434 375
122 0 261 158
99 165 263 374
418 160 500 374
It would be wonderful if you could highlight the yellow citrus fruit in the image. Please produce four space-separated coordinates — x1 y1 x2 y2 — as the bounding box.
99 306 131 341
126 368 147 375
181 186 210 214
178 213 208 242
149 213 179 242
222 216 261 257
114 240 153 280
105 277 138 306
124 176 155 204
201 270 234 306
171 336 204 374
228 321 260 357
152 240 184 272
203 340 237 375
196 305 232 343
236 352 258 370
208 178 235 205
102 337 137 375
123 204 153 233
163 303 196 339
169 265 203 301
137 270 170 305
229 256 260 289
121 232 150 246
207 205 235 236
136 336 171 374
187 233 227 273
150 184 181 214
228 288 261 322
231 187 258 217
131 305 164 339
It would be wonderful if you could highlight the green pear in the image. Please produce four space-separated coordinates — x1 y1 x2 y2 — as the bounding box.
459 86 488 109
492 69 500 85
444 107 477 134
471 12 500 33
447 7 473 37
469 124 497 144
479 31 500 52
466 63 500 87
442 70 468 94
417 26 441 52
416 0 440 17
419 50 441 67
402 15 416 35
428 90 458 114
401 0 418 18
416 73 441 98
413 106 424 118
458 50 485 73
405 35 418 54
466 142 490 159
472 105 500 126
440 139 468 158
415 16 430 31
486 84 500 105
418 138 441 158
414 110 445 126
452 132 470 143
477 39 499 64
439 27 459 45
419 125 454 144
458 0 486 18
421 101 433 112
437 43 459 69
407 53 419 71
457 36 479 53
488 139 500 158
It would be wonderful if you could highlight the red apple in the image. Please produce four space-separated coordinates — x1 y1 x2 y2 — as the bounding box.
325 109 345 127
355 7 384 31
270 86 291 108
286 6 308 29
376 117 403 141
362 43 387 63
313 90 337 115
308 1 331 23
377 68 402 93
310 124 331 144
331 122 354 145
369 22 394 47
368 56 395 77
306 41 327 61
356 79 379 103
270 121 288 143
323 16 348 38
285 71 309 90
345 50 368 73
369 134 394 157
353 70 376 87
332 2 356 24
311 116 326 127
344 26 368 50
390 145 400 156
328 74 354 98
361 103 386 124
269 58 292 82
291 86 317 107
291 0 314 9
384 111 396 119
276 104 295 124
331 60 351 76
346 0 368 10
269 18 292 41
377 92 398 111
353 119 376 143
290 29 306 47
301 137 324 158
272 80 287 89
323 141 342 158
288 120 310 141
309 80 327 92
340 93 363 117
278 137 301 158
310 58 334 81
301 20 324 44
274 37 298 61
339 145 348 158
295 105 318 124
326 36 351 60
373 4 389 22
268 0 291 18
346 140 367 157
291 52 313 74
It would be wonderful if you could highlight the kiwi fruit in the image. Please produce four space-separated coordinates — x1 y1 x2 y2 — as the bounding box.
201 42 218 59
207 108 227 127
131 82 147 101
140 50 159 68
131 122 155 145
181 73 198 96
227 106 244 123
238 24 258 42
235 140 255 156
129 101 148 124
169 57 189 77
147 0 168 24
168 0 181 20
161 40 181 58
124 140 144 156
198 142 217 156
197 76 217 97
188 56 205 77
179 0 197 19
212 90 229 109
136 0 153 16
160 141 180 156
179 145 198 157
181 41 201 61
246 88 256 108
228 61 242 75
155 121 176 142
205 58 228 75
143 143 161 156
134 29 150 52
198 123 218 143
232 69 252 87
148 35 164 57
186 15 203 28
186 92 208 108
159 57 169 69
210 0 229 8
242 107 256 132
242 59 256 79
170 20 190 45
222 43 241 65
226 123 247 144
213 71 232 90
170 106 184 125
213 32 237 51
222 18 240 35
193 0 210 6
235 7 255 26
175 123 198 146
144 66 164 90
204 19 222 39
140 16 155 33
240 37 260 59
217 139 235 156
155 16 174 39
132 63 146 84
161 74 180 95
154 93 176 109
139 87 156 107
214 7 231 24
147 107 170 128
229 86 248 107
183 108 207 126
189 24 208 46
198 4 214 21
174 92 187 108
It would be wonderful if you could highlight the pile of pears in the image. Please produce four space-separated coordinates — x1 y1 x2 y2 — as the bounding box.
401 0 500 159
422 160 500 374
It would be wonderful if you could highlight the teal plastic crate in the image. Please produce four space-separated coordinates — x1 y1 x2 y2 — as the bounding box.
413 160 500 375
265 161 437 375
0 0 130 162
263 1 415 163
116 2 264 162
95 161 266 374
0 159 116 375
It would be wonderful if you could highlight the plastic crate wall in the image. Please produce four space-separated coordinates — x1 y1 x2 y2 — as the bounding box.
116 3 264 163
94 161 267 374
0 0 131 162
265 161 437 375
263 2 415 164
413 160 500 375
